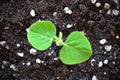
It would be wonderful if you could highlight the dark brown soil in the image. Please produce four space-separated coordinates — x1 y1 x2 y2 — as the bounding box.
0 0 120 80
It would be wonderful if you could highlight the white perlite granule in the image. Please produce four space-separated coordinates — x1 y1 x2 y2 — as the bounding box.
95 2 101 7
64 7 72 14
30 9 36 17
112 9 119 16
26 61 31 66
0 41 6 46
99 39 107 45
104 3 110 9
103 59 108 64
98 61 103 67
30 48 37 55
92 75 97 80
66 24 73 28
17 52 24 57
105 45 112 51
91 0 96 4
36 58 41 63
91 59 95 66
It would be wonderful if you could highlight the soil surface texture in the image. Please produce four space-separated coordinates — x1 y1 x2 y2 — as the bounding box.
0 0 120 80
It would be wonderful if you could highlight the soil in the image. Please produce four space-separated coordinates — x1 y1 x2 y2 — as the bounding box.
0 0 120 80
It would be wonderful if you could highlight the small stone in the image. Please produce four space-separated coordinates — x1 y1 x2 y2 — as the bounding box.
16 43 20 47
104 3 110 9
66 24 73 28
105 45 112 51
17 52 24 57
30 48 37 55
104 72 107 75
30 9 36 17
91 59 95 66
116 35 119 39
22 62 25 65
95 2 101 7
26 61 31 66
64 7 72 14
54 57 58 60
36 58 41 64
10 64 17 71
53 12 57 16
0 41 6 46
41 61 44 63
56 77 59 79
91 0 96 4
99 39 107 45
92 75 97 80
107 10 111 15
48 53 52 56
4 27 9 29
104 52 107 54
81 31 86 35
98 61 103 67
104 59 108 64
70 70 73 72
112 61 115 64
112 9 119 16
26 28 29 32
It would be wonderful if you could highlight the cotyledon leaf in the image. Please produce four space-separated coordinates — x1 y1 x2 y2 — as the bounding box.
60 31 92 65
27 21 56 50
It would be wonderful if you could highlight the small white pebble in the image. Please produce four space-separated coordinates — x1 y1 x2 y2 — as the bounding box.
30 48 37 55
22 62 25 65
56 77 59 79
36 58 41 64
26 61 31 66
30 9 36 17
104 51 107 54
95 2 101 7
26 28 29 32
64 7 72 14
104 59 108 64
112 61 115 64
66 24 73 28
92 75 97 80
48 53 52 56
0 41 6 46
104 72 107 75
98 61 103 67
104 3 110 9
91 59 96 66
105 45 112 51
41 61 44 63
70 70 73 72
4 27 9 29
99 39 107 45
10 64 17 71
81 31 86 35
53 12 57 16
16 43 20 47
54 57 58 60
107 10 111 15
17 52 24 57
116 35 119 39
112 9 119 16
91 0 96 4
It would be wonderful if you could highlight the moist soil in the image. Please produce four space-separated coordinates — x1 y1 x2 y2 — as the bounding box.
0 0 120 80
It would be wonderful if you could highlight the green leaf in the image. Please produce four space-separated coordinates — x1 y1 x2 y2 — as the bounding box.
27 21 56 50
60 31 92 65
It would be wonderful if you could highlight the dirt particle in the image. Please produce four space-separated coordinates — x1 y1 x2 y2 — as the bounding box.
10 64 18 71
116 35 119 39
53 12 57 16
26 61 31 66
0 41 6 47
16 43 20 47
107 10 111 15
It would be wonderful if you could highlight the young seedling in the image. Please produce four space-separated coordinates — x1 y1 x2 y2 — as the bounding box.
27 21 92 65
